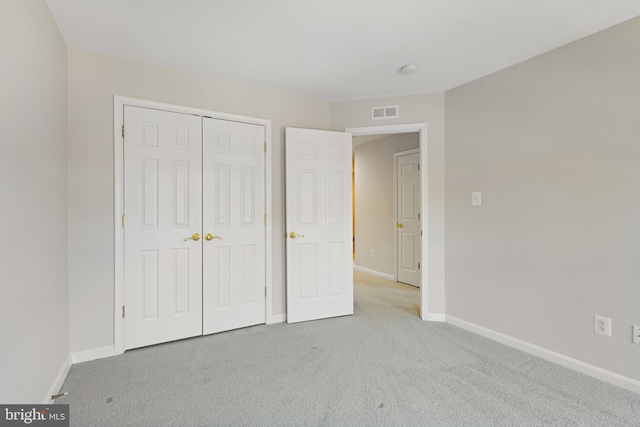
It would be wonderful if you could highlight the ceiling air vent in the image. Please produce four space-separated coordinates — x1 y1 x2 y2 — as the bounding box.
371 105 399 120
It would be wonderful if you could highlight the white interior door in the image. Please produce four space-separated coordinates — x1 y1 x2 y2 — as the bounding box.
124 106 203 350
285 127 353 323
396 150 421 287
202 118 266 334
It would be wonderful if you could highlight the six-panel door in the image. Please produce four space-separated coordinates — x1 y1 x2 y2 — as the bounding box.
202 118 266 334
285 127 353 323
124 106 203 350
124 107 267 349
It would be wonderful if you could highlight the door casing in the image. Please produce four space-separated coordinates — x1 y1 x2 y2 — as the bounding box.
346 123 441 321
114 96 273 356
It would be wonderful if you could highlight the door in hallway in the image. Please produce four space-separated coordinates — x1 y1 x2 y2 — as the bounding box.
396 150 421 287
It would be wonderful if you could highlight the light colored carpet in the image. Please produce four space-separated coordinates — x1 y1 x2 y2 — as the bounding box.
57 271 640 426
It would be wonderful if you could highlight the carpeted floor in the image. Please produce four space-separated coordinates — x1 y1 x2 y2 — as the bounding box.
57 271 640 426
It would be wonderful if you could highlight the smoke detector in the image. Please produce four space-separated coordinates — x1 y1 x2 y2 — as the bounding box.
400 64 419 75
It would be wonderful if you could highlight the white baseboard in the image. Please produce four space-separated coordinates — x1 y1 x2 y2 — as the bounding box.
268 313 287 324
71 345 115 364
446 315 640 395
353 265 394 281
43 354 72 404
423 313 445 322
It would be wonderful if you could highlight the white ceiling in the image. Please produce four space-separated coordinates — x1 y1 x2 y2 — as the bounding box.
45 0 640 102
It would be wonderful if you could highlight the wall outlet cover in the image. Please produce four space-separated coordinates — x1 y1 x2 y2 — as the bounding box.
594 315 612 337
633 325 640 344
472 192 482 206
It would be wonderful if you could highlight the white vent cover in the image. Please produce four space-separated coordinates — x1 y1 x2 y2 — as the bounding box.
371 105 399 120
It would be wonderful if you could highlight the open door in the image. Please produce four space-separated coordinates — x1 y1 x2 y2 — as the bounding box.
285 127 353 323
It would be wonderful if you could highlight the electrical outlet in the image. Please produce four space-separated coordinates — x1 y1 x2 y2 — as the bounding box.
594 315 612 337
633 325 640 344
370 250 374 257
472 192 482 206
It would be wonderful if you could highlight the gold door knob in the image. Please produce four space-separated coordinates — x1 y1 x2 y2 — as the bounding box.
289 232 305 239
396 223 403 228
205 233 222 241
185 233 201 241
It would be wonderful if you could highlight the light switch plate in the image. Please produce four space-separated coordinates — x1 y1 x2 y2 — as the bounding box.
472 192 482 206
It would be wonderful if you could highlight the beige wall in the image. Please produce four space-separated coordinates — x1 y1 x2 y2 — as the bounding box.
354 134 419 276
0 0 69 402
445 17 640 381
68 49 330 353
331 93 446 315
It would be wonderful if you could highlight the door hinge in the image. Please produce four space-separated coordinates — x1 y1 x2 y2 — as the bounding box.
264 287 267 297
418 262 421 269
264 214 267 225
122 306 125 318
418 163 420 170
420 230 423 236
122 124 125 138
264 142 267 153
418 213 421 220
121 215 126 227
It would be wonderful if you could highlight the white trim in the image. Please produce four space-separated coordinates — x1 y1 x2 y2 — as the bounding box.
71 346 116 364
446 316 640 395
346 123 424 136
114 99 124 355
43 354 72 404
392 148 420 284
114 96 273 355
268 313 287 324
353 265 395 281
424 313 445 322
346 123 433 321
264 120 273 326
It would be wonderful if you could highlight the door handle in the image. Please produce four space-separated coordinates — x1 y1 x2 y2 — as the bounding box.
185 233 201 242
289 232 304 239
396 223 403 228
205 233 222 241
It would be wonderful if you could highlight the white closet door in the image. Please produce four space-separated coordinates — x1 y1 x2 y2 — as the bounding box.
285 127 353 323
202 118 266 334
396 151 421 287
124 106 203 350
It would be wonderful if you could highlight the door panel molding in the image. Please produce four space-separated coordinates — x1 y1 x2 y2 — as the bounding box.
114 96 273 356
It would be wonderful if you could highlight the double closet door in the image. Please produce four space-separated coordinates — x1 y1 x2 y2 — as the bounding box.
123 106 265 350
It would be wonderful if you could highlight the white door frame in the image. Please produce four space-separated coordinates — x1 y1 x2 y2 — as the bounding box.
346 123 434 321
393 148 420 285
114 96 274 356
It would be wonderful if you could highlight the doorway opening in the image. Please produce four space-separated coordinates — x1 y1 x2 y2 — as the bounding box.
346 123 428 319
